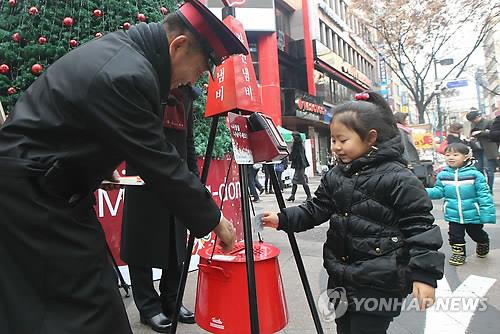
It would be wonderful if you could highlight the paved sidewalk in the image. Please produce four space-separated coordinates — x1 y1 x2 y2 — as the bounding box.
125 176 335 333
125 174 500 334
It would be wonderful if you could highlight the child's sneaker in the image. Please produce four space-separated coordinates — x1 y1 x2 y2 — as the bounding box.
449 244 466 266
476 242 489 258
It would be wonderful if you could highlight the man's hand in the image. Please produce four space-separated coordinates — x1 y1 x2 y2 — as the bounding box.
213 217 236 253
412 281 436 310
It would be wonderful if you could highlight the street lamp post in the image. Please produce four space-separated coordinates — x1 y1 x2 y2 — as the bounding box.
434 58 454 139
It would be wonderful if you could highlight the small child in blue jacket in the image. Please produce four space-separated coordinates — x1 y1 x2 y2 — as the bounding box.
427 143 496 265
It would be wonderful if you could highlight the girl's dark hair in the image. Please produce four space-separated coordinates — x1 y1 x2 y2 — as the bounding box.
445 142 470 155
330 91 399 143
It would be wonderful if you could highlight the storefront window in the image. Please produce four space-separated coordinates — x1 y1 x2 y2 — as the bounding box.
248 42 259 83
276 6 291 52
314 70 332 103
276 7 291 36
333 81 356 103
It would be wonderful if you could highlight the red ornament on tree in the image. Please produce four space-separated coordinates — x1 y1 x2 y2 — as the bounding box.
123 22 131 30
38 36 47 45
7 87 17 95
31 64 43 75
8 0 16 8
137 13 146 22
69 39 78 48
12 33 21 43
28 6 39 16
63 17 74 27
95 32 103 39
93 9 103 17
160 7 169 15
0 64 10 75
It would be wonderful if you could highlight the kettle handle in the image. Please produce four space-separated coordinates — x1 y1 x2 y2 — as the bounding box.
198 264 231 279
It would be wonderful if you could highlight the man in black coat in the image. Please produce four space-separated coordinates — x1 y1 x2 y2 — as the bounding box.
466 110 498 191
487 113 500 142
121 86 201 332
0 1 246 334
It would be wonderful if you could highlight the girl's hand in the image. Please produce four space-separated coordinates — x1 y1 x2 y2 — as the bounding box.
261 212 279 229
412 282 435 310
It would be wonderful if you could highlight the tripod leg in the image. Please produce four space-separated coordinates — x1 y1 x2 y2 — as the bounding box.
105 241 130 297
266 164 324 334
240 164 260 334
170 116 219 334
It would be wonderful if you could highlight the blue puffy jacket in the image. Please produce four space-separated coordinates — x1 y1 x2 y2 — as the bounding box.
426 165 496 224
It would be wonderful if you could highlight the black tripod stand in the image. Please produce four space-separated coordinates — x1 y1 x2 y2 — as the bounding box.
265 164 324 334
105 240 130 297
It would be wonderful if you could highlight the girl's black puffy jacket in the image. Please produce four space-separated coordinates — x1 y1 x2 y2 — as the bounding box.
278 136 444 315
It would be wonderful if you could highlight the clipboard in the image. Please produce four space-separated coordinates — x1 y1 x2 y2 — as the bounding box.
101 176 145 186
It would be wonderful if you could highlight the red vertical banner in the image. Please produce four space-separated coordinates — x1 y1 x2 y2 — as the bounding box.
205 15 262 117
258 33 282 126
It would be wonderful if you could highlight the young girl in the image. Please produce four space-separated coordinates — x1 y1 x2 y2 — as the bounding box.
426 142 495 266
262 91 444 334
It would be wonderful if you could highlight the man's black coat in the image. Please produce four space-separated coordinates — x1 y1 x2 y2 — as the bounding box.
0 23 219 334
121 86 200 269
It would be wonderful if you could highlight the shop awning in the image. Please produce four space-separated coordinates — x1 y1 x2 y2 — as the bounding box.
277 126 306 143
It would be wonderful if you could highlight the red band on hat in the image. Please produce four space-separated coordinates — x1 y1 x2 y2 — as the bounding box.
178 3 229 63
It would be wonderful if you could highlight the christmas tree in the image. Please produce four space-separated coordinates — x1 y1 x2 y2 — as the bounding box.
0 0 231 157
0 0 178 112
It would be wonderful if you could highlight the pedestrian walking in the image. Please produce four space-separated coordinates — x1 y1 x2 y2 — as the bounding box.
248 163 264 202
426 142 495 266
394 112 419 164
287 132 312 201
0 1 243 333
274 157 288 192
262 91 444 334
466 109 498 191
263 163 274 194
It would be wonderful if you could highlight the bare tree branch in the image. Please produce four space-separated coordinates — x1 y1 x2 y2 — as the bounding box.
349 0 494 123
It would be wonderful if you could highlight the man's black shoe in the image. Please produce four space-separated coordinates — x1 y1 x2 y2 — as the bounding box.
140 312 172 333
164 304 196 324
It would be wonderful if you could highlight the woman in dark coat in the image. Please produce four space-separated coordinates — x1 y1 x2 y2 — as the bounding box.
446 123 465 145
394 112 419 164
287 132 312 201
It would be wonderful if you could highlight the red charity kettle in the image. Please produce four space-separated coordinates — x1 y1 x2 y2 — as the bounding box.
195 242 288 333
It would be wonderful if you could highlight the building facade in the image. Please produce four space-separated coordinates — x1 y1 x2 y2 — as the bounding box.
207 0 379 173
483 24 500 115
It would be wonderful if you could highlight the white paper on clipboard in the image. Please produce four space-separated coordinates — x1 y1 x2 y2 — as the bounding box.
101 176 145 186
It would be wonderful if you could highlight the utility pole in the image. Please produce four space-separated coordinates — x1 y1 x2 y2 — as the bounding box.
475 69 486 114
433 58 454 139
433 60 443 139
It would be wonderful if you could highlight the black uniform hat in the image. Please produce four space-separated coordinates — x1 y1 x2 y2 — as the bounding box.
466 110 481 121
176 0 248 76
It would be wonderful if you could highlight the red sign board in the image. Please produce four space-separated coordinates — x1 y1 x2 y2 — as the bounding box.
205 15 262 117
97 158 243 266
296 97 326 115
226 113 253 164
